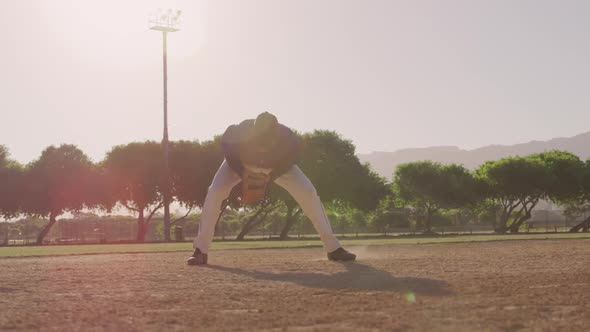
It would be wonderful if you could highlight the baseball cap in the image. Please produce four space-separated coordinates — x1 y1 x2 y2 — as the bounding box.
253 112 279 139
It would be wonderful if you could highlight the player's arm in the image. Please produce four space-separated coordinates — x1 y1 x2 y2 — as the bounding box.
221 125 244 176
268 127 302 181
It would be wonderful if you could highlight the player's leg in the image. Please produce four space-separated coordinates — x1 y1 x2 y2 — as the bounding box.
274 165 355 261
190 160 241 261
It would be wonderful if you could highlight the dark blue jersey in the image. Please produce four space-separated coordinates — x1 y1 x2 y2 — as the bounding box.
221 119 301 179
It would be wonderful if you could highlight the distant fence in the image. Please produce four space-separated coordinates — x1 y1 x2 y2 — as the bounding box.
0 218 586 246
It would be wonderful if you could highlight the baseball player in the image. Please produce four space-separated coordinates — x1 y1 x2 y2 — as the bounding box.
187 112 356 265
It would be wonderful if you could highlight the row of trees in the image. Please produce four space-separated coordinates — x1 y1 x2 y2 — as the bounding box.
388 151 590 234
0 131 389 244
2 135 590 245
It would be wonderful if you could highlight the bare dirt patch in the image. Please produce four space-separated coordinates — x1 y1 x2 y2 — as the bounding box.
1 239 589 331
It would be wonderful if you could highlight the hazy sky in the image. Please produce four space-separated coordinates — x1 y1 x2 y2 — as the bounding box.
1 0 589 164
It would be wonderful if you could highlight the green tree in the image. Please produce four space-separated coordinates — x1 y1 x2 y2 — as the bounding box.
325 202 353 234
465 201 501 226
235 192 282 240
102 141 164 242
22 145 99 244
539 151 586 201
277 130 389 239
476 156 547 233
394 161 479 234
369 196 410 235
348 209 369 237
476 151 584 233
517 151 585 232
0 146 24 245
558 159 590 232
167 139 223 241
0 146 23 220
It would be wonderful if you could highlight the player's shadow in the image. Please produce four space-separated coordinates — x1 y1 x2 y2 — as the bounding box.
207 262 452 296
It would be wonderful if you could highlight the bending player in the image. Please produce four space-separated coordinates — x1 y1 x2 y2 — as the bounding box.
187 112 356 265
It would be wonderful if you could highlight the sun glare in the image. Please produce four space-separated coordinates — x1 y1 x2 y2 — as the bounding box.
36 0 203 68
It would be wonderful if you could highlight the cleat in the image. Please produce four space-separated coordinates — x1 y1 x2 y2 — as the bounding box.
327 247 356 262
186 248 208 265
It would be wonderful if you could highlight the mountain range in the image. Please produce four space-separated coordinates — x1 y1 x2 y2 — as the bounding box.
358 132 590 179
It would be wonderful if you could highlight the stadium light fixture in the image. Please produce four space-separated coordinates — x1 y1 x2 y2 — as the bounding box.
149 8 181 241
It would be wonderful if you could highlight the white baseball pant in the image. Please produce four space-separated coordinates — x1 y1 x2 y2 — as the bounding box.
193 160 342 253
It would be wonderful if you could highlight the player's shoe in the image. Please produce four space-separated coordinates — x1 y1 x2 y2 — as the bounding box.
327 247 356 262
186 248 208 265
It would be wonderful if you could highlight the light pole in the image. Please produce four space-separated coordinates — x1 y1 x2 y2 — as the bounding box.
150 9 181 241
3 221 8 246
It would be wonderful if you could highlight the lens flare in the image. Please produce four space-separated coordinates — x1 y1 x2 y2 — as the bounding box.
405 292 416 303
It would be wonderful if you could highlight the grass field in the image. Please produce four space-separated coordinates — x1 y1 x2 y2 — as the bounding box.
1 232 589 258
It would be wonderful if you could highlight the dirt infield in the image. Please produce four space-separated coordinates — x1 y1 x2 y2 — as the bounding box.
0 239 588 331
